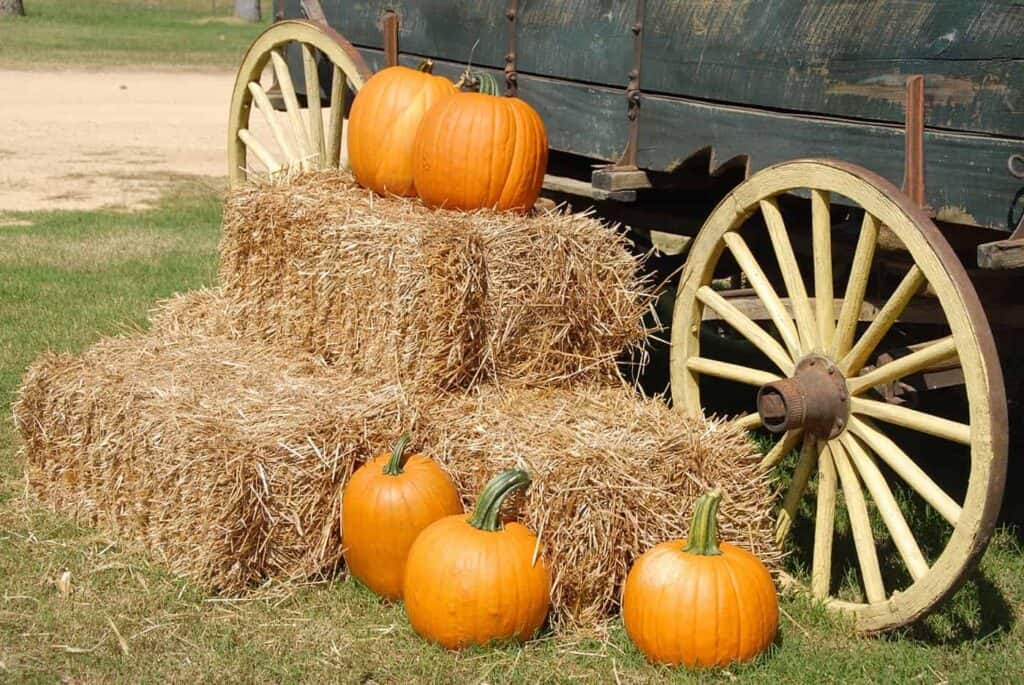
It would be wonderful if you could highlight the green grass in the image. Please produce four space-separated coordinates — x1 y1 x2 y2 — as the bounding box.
0 0 274 69
2 188 1024 682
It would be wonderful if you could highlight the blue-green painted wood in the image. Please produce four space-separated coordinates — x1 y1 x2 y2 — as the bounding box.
641 0 1024 138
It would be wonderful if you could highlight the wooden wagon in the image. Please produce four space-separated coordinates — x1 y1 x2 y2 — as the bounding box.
225 0 1024 633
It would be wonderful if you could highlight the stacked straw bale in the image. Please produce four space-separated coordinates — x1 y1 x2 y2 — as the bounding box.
423 384 778 630
219 172 652 389
14 170 779 629
15 328 417 592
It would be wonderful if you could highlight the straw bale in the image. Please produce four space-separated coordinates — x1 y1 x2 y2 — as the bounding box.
424 383 779 630
219 171 652 389
13 330 416 592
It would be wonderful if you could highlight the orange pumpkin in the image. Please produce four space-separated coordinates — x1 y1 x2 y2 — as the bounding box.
622 489 778 667
403 469 550 649
412 71 548 213
341 434 463 600
347 63 456 197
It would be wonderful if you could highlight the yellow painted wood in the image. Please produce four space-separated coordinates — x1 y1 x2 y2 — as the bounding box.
247 82 300 165
270 49 315 168
832 212 880 359
776 437 819 545
228 20 370 185
685 357 780 387
850 396 970 445
811 442 838 599
759 429 804 471
237 128 281 174
847 336 957 395
326 64 346 168
811 189 835 351
761 198 819 352
734 413 764 431
841 433 930 582
301 43 326 164
841 266 927 376
832 439 887 604
697 285 794 374
848 416 962 525
723 232 802 359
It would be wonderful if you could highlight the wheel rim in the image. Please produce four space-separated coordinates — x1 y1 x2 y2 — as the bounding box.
670 159 1007 632
228 20 372 186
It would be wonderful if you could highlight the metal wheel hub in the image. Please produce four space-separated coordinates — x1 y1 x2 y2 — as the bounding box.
757 355 850 438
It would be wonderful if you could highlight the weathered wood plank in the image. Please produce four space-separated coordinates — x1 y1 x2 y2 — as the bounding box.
641 0 1024 137
639 94 1023 231
978 237 1024 270
317 0 636 90
355 48 629 164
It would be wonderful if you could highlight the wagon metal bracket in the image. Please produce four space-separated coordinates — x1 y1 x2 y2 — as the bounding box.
505 0 518 96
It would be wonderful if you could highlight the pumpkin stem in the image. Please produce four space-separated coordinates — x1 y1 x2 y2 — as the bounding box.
416 59 435 74
382 434 412 476
456 68 501 96
683 488 724 556
467 469 531 532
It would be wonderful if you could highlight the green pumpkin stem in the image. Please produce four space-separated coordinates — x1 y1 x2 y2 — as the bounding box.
467 469 531 532
382 434 412 476
683 488 724 556
416 59 435 74
457 68 501 96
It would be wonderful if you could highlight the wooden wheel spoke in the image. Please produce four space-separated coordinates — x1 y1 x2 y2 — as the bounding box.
840 433 930 582
761 198 819 351
326 64 347 168
847 336 957 396
841 266 927 376
850 396 970 445
775 437 819 545
723 232 803 359
847 416 962 525
734 413 764 431
301 43 326 165
247 81 300 165
238 128 282 174
686 356 781 387
697 286 794 375
811 441 838 599
759 429 803 471
270 48 315 167
831 439 887 604
832 212 880 358
811 190 835 351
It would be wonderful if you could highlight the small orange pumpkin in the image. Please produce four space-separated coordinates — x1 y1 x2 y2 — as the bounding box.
403 469 550 649
341 434 463 600
622 488 778 667
347 63 456 197
412 71 548 213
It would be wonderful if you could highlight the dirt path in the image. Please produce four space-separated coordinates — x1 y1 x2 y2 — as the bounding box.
0 68 236 212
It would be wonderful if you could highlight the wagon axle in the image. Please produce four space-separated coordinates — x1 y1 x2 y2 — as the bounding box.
756 355 849 439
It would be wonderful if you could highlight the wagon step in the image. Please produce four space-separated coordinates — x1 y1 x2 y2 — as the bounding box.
542 174 637 202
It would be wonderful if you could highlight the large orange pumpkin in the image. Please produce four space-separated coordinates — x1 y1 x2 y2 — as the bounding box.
403 469 550 649
341 434 463 600
412 72 548 213
347 63 456 197
622 489 779 667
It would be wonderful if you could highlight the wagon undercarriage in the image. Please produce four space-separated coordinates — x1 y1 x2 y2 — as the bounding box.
228 1 1024 633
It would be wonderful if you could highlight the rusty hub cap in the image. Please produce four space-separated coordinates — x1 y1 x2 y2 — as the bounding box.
757 355 850 439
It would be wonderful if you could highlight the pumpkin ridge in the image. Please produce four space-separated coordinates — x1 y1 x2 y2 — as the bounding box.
497 101 526 209
724 553 750 661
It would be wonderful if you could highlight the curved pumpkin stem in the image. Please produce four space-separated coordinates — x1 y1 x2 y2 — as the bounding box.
683 488 724 556
467 469 531 532
416 59 435 74
456 69 501 96
382 434 412 476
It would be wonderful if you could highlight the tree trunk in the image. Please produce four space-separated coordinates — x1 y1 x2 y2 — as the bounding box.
0 0 25 18
234 0 261 23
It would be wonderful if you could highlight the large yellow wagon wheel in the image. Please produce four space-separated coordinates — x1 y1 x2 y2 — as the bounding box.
228 20 371 186
671 159 1007 632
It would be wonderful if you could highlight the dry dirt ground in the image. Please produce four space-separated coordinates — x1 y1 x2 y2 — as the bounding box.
1 68 236 213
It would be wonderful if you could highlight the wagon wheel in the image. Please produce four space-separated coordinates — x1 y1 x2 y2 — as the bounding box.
228 20 372 186
670 159 1007 632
